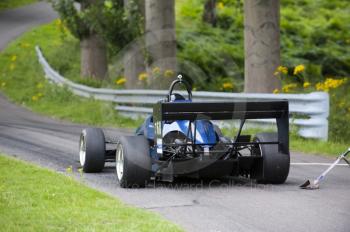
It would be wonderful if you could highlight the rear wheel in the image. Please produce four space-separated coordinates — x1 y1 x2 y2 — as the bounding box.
116 136 151 188
79 128 105 173
253 133 290 184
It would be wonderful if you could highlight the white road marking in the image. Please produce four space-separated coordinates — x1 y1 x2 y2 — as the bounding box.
291 162 349 166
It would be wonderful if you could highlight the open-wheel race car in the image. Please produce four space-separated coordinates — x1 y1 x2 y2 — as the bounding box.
79 75 290 188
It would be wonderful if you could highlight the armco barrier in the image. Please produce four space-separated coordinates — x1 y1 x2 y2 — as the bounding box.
36 46 329 140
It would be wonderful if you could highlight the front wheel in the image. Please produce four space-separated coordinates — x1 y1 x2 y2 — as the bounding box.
253 133 290 184
116 136 151 188
79 128 105 173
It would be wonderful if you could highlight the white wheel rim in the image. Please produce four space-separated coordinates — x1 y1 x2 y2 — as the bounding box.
116 144 124 181
79 135 86 166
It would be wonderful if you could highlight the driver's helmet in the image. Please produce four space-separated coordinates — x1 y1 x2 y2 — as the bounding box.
170 93 186 102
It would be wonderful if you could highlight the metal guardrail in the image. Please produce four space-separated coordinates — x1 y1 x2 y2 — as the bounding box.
36 46 330 140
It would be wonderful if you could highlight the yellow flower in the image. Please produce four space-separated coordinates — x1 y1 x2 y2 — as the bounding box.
11 55 17 62
217 2 224 10
32 95 39 101
293 64 305 75
275 66 288 75
303 82 311 88
116 78 126 85
164 69 174 78
316 82 326 91
152 67 161 74
1 82 6 87
222 82 234 90
273 89 280 94
317 78 347 92
138 72 148 81
282 83 297 93
36 82 44 89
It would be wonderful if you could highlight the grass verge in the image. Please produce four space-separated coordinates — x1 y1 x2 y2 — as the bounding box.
0 154 182 232
0 21 141 128
0 0 37 11
0 21 347 157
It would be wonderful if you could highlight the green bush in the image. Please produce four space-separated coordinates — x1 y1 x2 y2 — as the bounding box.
177 0 350 89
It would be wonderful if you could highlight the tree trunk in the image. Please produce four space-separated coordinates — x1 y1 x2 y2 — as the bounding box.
145 0 176 89
81 33 108 80
203 0 217 27
124 0 146 89
244 0 281 93
80 0 108 80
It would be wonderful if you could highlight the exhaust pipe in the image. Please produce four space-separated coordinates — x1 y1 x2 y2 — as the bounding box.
300 148 350 190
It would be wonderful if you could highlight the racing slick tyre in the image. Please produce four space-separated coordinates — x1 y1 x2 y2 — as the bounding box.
253 133 290 184
116 136 151 188
79 128 105 173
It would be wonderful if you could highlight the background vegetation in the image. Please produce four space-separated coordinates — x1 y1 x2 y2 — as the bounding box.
0 0 348 154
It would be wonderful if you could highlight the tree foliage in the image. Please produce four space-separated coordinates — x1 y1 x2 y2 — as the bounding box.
52 0 142 53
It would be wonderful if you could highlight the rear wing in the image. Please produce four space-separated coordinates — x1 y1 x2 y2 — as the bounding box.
153 101 288 121
153 100 289 154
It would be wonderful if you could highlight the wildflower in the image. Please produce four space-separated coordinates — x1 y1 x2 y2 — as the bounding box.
275 66 288 75
293 64 305 75
138 72 148 81
282 83 297 93
222 82 234 90
116 78 126 85
316 78 346 92
315 82 326 91
32 95 39 101
11 55 17 62
273 89 280 94
303 82 311 88
324 78 346 89
36 82 44 89
217 2 224 10
152 67 161 74
164 69 174 78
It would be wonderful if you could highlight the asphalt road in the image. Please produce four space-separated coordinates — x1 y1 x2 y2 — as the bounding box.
1 3 350 232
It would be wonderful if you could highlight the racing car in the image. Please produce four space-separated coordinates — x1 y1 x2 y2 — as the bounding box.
79 75 290 188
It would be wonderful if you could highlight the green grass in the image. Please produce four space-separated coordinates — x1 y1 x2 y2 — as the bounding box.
290 134 348 157
0 154 182 232
0 21 141 128
0 0 37 11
